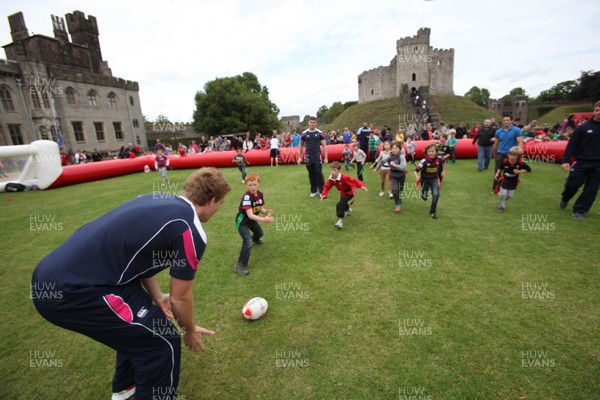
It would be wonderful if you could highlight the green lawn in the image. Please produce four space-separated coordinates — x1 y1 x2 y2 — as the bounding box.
1 160 599 399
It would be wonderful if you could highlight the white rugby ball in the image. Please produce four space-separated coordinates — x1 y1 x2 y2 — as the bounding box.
242 297 268 320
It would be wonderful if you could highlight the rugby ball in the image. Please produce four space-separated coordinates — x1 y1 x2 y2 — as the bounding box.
242 297 268 320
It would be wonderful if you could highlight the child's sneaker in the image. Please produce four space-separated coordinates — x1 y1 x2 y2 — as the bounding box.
242 179 245 183
395 205 401 213
112 386 135 400
379 191 385 196
430 212 439 219
310 192 319 197
344 207 352 217
233 263 249 276
334 221 343 229
496 206 505 213
389 192 393 198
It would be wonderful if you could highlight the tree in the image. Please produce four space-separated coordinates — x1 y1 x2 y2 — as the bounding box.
509 87 526 96
192 72 280 134
343 101 358 110
322 102 345 121
156 114 171 124
316 105 329 120
464 86 490 107
569 70 600 102
537 80 577 102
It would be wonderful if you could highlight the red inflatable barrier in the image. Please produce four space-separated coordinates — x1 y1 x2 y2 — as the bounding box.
47 140 567 189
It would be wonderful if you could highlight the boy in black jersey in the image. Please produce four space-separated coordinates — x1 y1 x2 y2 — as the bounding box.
414 144 446 219
494 146 531 213
234 173 273 276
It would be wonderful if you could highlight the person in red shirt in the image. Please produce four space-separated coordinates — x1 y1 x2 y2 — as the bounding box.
321 161 368 229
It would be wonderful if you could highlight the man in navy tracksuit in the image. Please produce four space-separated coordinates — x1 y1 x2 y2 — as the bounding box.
297 117 328 197
32 168 230 400
560 101 600 220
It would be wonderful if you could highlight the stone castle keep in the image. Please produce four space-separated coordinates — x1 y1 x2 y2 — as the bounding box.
358 28 454 103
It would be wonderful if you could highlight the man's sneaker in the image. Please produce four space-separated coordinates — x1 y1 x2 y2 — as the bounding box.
497 206 505 214
389 192 393 198
572 212 585 220
559 200 568 209
334 220 343 229
344 207 352 217
310 192 319 198
253 238 264 245
379 191 385 196
430 212 439 219
233 263 249 276
112 386 136 400
242 179 245 183
395 205 401 213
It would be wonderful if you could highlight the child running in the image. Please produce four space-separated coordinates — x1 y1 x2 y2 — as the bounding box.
494 146 531 213
388 141 407 212
321 161 368 229
406 136 416 165
234 173 273 276
154 147 170 186
342 143 354 171
370 140 392 197
232 148 249 183
350 142 367 181
414 143 446 219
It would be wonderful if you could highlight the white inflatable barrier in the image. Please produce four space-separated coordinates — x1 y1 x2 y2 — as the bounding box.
0 140 62 192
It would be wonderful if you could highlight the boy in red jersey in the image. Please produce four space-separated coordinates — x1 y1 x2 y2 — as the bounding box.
321 161 368 229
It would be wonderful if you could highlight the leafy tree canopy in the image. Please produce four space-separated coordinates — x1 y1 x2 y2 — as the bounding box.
192 72 280 135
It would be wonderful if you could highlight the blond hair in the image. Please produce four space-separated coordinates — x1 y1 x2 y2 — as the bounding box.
182 168 231 206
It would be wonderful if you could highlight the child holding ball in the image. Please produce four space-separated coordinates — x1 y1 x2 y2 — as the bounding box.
234 173 273 276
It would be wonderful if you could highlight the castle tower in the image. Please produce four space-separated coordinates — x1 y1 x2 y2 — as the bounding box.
52 14 69 44
395 28 454 96
358 28 454 104
7 12 29 57
66 10 103 73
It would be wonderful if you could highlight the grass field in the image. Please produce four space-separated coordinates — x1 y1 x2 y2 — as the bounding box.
1 159 599 400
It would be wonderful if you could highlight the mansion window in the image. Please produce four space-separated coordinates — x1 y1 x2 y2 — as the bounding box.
87 90 97 107
8 124 24 145
72 121 86 142
66 88 77 105
113 121 123 140
0 86 15 111
31 90 41 109
107 93 117 108
42 92 51 109
94 122 106 141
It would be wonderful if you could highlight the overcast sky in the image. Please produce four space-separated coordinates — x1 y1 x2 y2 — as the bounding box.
1 0 598 123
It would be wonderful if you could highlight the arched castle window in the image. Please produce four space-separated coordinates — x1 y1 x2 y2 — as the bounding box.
66 87 78 105
107 92 117 108
87 90 97 107
371 89 374 95
0 86 15 111
412 73 416 82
